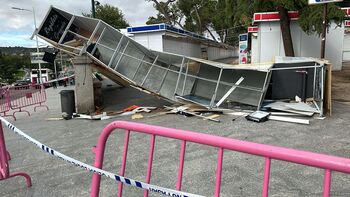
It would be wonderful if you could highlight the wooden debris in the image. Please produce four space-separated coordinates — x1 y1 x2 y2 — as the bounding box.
268 115 310 125
131 114 144 120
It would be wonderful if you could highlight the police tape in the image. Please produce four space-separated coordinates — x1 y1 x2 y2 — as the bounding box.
0 117 204 197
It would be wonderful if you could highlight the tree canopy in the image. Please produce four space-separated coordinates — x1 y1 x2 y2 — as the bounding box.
84 4 130 29
0 52 30 84
145 0 347 48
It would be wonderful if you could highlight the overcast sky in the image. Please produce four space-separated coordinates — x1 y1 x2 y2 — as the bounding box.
0 0 157 47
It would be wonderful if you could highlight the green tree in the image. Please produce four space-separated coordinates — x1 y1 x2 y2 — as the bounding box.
145 0 184 28
228 0 346 56
0 54 30 84
84 4 129 29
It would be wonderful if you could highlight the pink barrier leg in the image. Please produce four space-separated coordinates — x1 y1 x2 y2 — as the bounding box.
144 134 156 197
0 122 31 188
8 172 32 187
323 169 332 197
118 130 130 197
215 148 223 197
13 108 30 121
34 103 49 112
262 157 271 197
176 140 186 191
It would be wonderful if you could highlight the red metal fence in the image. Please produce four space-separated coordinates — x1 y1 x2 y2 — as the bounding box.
0 87 14 120
0 121 32 187
7 84 49 119
91 121 350 197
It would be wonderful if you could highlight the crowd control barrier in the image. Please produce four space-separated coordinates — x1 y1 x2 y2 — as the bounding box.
0 117 200 197
91 121 350 197
8 84 49 119
0 121 32 187
0 87 14 120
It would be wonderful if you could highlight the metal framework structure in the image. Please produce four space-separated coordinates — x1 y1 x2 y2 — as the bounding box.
36 7 325 113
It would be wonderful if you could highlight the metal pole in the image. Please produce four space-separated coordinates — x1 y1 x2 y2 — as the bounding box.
54 60 57 78
320 4 328 59
91 0 96 18
32 7 42 84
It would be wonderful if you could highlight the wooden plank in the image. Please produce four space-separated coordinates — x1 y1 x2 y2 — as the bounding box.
323 64 332 116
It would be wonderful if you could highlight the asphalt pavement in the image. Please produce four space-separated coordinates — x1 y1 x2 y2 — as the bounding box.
0 83 350 197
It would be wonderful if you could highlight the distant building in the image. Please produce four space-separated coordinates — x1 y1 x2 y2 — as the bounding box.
30 68 53 83
250 8 350 70
124 23 238 61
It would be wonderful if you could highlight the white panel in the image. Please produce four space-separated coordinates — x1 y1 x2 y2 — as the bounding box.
251 34 259 63
259 22 282 63
325 23 344 70
163 38 201 58
255 21 344 70
133 32 163 52
343 33 350 62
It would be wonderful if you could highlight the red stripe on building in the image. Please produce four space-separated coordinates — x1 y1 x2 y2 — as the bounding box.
345 20 350 27
342 7 350 16
248 26 259 33
253 11 299 23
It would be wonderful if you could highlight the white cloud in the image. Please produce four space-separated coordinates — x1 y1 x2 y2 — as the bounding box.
0 0 157 47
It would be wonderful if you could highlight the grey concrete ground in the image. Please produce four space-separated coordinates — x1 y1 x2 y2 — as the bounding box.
0 83 350 197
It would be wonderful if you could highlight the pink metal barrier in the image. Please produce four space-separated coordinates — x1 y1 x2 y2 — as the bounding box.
0 87 14 120
91 121 350 197
0 121 32 187
8 84 49 119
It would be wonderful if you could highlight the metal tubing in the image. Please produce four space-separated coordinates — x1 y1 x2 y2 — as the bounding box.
131 55 145 80
210 68 223 108
257 71 271 109
144 134 156 197
67 30 89 41
118 52 263 93
86 21 101 49
114 41 130 70
91 27 106 55
215 148 223 197
269 65 323 71
181 60 190 95
262 157 271 197
176 140 187 191
118 130 130 197
141 56 159 86
313 63 317 99
109 35 124 67
91 121 350 196
215 77 244 107
58 15 75 44
320 65 325 117
174 57 185 97
157 64 172 93
323 169 332 197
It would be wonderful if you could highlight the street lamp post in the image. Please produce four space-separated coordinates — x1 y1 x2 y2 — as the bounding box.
12 7 42 84
91 0 96 18
91 0 100 18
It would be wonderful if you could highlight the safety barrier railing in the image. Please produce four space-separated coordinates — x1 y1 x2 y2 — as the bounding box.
0 87 14 120
0 116 200 197
91 121 350 197
0 121 32 187
8 84 49 119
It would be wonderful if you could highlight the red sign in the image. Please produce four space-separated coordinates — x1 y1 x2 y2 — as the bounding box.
345 20 350 27
253 11 299 23
342 7 350 16
248 26 258 33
